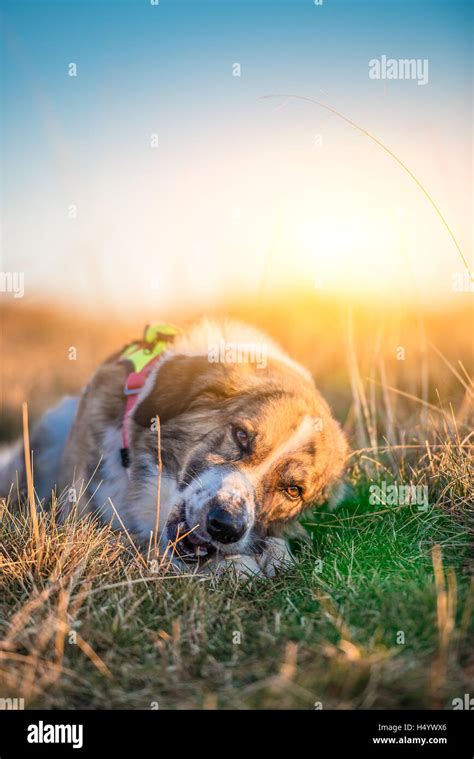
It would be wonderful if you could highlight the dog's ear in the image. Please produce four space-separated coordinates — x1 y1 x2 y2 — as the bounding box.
133 354 226 427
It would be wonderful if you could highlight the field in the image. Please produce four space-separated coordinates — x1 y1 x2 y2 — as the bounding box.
0 294 472 709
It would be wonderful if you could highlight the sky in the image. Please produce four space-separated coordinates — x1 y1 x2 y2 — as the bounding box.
0 0 472 315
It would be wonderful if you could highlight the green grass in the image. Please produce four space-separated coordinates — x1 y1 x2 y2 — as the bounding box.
1 481 471 710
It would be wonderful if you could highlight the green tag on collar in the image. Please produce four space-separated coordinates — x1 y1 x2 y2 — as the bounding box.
120 322 181 372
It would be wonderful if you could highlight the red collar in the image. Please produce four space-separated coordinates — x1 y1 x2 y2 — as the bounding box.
118 353 165 468
116 323 181 468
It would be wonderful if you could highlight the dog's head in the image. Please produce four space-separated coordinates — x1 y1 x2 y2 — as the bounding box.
128 324 347 561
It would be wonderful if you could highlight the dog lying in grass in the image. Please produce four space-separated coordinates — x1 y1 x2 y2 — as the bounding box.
1 319 347 577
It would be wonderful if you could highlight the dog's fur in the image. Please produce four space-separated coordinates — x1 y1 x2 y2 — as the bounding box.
0 319 348 577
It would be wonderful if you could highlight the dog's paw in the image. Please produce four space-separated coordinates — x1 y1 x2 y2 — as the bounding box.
203 553 263 581
202 538 294 580
256 537 295 577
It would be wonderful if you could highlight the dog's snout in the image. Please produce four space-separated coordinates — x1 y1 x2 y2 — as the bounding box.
207 502 247 544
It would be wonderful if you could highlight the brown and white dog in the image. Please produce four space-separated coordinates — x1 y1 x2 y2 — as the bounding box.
0 319 348 577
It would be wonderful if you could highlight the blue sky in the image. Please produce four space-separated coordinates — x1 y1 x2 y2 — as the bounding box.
1 0 472 312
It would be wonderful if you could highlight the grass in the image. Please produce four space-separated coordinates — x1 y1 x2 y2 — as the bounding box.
0 479 471 709
0 296 472 709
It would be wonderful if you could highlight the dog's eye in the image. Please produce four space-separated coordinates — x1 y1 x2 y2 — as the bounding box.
284 485 302 500
233 426 250 451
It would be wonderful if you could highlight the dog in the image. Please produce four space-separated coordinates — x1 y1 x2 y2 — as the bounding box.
0 319 348 577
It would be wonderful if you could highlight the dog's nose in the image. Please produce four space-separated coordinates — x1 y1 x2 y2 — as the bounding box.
207 504 247 544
